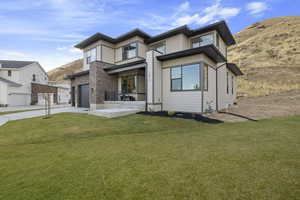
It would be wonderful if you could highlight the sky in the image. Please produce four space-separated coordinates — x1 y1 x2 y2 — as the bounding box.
0 0 298 71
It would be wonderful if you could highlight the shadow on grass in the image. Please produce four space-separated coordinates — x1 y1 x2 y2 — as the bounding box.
218 111 258 121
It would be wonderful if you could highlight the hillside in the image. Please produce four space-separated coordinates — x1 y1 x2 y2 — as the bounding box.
228 16 300 96
48 59 83 82
48 16 300 97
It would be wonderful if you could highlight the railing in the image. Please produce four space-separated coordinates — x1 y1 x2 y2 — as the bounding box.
105 91 136 101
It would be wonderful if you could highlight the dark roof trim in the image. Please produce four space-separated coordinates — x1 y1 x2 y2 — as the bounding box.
75 20 235 49
145 25 189 44
188 21 235 45
226 63 243 76
65 70 89 79
105 59 146 71
156 45 226 63
75 29 151 49
0 77 22 87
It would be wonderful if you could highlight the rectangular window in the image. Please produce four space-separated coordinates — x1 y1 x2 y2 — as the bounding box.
171 63 208 91
121 75 136 93
150 42 166 54
216 33 220 48
226 72 229 94
231 75 234 94
85 47 96 64
122 42 137 60
8 70 12 77
32 74 36 82
191 33 214 48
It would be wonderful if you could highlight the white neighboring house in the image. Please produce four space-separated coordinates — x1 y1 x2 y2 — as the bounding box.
48 81 71 104
0 60 49 106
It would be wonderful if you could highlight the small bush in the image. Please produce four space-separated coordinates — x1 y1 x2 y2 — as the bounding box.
167 111 176 116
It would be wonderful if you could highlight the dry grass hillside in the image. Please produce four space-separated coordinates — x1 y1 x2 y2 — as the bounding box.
48 59 83 82
228 16 300 97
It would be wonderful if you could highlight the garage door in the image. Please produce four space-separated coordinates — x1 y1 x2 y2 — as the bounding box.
78 84 89 108
8 93 31 106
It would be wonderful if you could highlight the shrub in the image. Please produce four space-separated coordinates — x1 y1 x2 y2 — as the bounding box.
167 111 176 116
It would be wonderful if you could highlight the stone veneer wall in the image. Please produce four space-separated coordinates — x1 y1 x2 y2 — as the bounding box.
90 61 118 110
70 74 89 107
31 83 58 105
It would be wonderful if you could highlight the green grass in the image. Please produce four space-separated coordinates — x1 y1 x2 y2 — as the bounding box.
0 108 44 115
0 113 299 200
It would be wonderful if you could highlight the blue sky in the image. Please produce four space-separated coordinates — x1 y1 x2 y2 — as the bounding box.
0 0 298 71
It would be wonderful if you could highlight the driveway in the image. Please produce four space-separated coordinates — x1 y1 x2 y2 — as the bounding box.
0 107 88 126
0 104 70 112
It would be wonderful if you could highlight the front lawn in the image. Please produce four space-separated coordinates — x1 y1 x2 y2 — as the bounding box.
0 113 299 200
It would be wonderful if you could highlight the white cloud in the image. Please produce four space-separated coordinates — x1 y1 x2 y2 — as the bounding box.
246 2 268 16
135 0 240 31
0 50 29 58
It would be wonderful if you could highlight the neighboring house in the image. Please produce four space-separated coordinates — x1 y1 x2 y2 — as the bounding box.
48 81 71 104
0 60 58 106
68 21 243 113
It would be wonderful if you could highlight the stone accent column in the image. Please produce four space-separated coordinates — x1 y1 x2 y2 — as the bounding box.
89 61 118 110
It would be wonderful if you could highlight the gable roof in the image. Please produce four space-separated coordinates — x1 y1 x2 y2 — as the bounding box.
75 21 235 49
0 60 35 69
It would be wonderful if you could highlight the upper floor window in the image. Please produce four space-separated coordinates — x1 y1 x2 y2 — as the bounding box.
85 47 96 64
8 70 12 77
122 42 137 60
150 42 166 54
216 33 220 48
32 74 36 82
170 63 208 91
191 33 214 48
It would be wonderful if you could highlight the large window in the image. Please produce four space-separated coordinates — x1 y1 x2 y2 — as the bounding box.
171 63 208 91
121 75 136 93
85 47 96 64
191 33 214 48
150 42 166 54
122 42 137 60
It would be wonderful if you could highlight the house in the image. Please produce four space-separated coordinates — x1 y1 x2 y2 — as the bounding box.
48 81 71 104
0 60 58 106
68 21 243 113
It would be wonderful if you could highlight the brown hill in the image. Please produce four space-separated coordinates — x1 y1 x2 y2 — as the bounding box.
228 16 300 97
48 59 83 82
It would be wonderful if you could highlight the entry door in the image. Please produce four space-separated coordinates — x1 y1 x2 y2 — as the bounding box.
78 84 89 108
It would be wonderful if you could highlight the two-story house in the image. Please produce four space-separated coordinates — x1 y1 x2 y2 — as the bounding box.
68 21 243 113
0 60 59 106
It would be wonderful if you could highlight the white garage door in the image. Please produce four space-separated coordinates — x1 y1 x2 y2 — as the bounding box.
8 94 31 106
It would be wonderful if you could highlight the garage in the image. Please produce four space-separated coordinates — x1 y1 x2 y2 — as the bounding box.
78 84 89 108
8 93 31 106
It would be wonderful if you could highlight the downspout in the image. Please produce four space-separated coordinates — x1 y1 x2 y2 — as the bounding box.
215 62 227 112
201 62 204 113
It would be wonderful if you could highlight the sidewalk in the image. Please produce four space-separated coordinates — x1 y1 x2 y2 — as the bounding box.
0 104 70 112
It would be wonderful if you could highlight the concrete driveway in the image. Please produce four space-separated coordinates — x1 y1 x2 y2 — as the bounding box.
0 107 88 126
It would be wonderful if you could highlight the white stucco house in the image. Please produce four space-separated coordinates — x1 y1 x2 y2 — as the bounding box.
0 60 60 106
68 21 243 113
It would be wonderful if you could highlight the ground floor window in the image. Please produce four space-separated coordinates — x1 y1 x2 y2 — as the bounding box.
121 75 136 93
171 63 208 91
